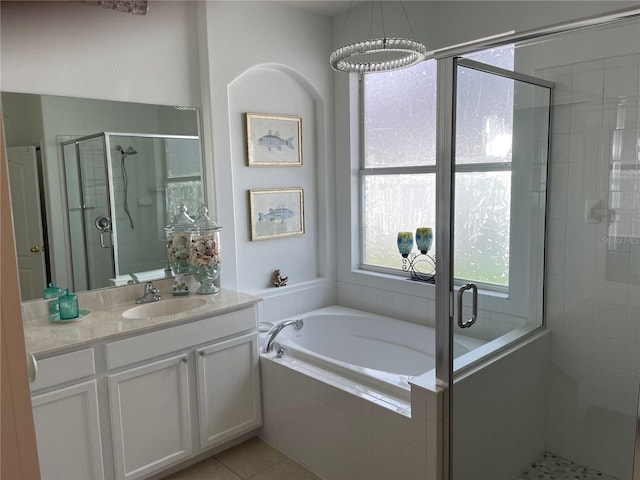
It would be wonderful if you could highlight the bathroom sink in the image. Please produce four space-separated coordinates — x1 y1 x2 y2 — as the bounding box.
122 298 207 319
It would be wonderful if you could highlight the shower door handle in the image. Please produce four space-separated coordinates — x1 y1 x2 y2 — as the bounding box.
95 215 112 248
99 231 113 249
457 283 478 328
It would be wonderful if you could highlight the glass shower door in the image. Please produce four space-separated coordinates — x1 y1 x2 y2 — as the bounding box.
440 57 552 479
452 57 551 361
62 135 115 291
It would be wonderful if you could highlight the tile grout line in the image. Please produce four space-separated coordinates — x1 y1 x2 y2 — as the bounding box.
243 453 292 480
212 444 294 480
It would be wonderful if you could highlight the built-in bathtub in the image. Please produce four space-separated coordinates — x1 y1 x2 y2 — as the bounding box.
258 305 487 480
262 305 485 402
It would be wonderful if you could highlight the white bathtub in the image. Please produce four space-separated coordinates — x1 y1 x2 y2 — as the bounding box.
261 305 485 402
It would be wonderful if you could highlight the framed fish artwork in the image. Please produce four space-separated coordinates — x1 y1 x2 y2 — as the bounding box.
249 188 305 240
245 113 302 167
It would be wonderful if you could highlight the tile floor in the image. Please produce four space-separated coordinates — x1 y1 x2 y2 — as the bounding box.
163 437 322 480
165 440 623 480
516 452 620 480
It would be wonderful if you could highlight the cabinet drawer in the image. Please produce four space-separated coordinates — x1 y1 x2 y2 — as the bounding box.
106 306 256 370
31 348 95 392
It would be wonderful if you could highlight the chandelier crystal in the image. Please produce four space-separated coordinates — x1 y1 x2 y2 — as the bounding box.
330 37 426 74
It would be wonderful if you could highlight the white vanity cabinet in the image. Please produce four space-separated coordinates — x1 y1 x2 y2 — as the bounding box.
30 348 105 480
105 305 261 480
196 333 261 449
108 354 192 480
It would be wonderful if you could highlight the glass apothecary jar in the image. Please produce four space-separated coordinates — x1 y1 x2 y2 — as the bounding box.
188 205 222 295
165 204 195 276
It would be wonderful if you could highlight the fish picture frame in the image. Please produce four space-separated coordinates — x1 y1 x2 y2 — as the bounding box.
245 113 302 167
249 188 305 240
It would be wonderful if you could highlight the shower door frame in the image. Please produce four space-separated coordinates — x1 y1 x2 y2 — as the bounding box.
435 53 553 480
432 7 640 479
61 132 115 291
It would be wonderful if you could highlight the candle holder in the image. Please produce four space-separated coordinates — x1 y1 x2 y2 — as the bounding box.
397 229 436 284
401 252 436 283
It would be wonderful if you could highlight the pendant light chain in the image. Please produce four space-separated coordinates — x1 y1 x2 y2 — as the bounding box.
335 0 355 53
400 1 417 40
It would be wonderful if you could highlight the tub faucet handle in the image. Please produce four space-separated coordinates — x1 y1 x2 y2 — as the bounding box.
274 343 286 359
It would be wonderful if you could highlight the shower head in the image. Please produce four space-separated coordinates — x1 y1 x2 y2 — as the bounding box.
116 145 137 156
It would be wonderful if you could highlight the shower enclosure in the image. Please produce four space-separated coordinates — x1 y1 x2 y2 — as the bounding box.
432 12 640 480
61 132 203 291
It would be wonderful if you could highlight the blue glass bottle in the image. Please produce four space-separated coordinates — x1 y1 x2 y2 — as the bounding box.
43 282 62 315
58 289 79 320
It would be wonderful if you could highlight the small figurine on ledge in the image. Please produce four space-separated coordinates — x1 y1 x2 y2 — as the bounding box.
273 269 288 287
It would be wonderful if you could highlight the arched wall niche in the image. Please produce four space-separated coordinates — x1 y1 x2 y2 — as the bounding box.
227 63 331 293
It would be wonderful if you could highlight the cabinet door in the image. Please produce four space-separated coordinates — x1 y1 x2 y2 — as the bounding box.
108 354 191 480
196 333 261 449
32 380 105 480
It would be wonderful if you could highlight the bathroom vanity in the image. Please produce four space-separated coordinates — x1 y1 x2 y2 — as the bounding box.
23 286 262 480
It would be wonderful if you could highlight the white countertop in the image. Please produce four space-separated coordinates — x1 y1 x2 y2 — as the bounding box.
23 282 260 357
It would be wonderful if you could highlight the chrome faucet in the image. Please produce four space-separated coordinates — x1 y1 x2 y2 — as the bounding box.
136 282 162 304
263 319 303 353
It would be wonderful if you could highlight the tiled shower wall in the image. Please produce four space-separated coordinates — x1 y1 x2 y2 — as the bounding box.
542 52 640 479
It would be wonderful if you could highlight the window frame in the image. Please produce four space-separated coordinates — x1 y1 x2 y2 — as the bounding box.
358 68 514 293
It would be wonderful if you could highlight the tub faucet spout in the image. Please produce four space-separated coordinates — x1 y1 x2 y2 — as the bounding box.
264 319 303 353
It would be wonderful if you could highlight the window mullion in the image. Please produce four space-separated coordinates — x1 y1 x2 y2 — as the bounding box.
360 165 437 176
360 163 511 176
454 162 512 173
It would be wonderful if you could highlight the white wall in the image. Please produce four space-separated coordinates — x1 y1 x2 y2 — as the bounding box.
201 2 337 317
0 1 200 106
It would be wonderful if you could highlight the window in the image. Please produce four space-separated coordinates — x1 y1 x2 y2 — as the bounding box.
361 60 438 273
360 46 515 287
164 137 204 221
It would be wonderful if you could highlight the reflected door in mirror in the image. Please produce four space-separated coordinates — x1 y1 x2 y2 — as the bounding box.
7 146 47 300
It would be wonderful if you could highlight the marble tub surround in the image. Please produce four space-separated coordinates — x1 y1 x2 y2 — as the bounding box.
22 279 260 356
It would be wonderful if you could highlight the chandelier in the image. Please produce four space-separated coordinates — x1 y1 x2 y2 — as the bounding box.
330 1 426 74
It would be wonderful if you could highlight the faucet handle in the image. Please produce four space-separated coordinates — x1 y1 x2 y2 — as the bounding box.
144 281 154 293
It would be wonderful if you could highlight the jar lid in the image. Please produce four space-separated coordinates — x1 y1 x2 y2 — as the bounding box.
59 288 76 300
193 205 221 230
165 203 195 230
43 282 62 299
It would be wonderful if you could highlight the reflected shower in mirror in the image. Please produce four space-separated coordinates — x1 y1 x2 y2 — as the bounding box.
2 92 205 300
61 133 203 292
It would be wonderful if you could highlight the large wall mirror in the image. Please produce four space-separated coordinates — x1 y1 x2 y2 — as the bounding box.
2 92 205 301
